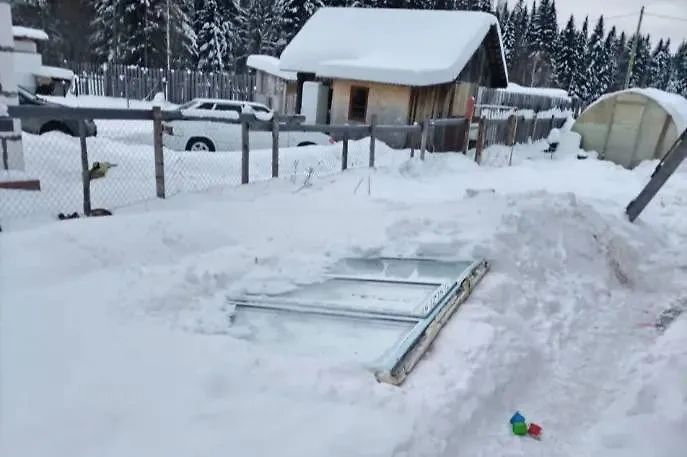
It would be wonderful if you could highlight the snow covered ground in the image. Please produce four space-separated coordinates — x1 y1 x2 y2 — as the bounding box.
2 100 687 457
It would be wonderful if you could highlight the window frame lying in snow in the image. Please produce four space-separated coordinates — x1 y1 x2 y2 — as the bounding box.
348 85 369 122
226 257 490 385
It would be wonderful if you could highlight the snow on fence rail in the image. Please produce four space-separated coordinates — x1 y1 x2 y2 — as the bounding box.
0 105 568 227
66 61 254 104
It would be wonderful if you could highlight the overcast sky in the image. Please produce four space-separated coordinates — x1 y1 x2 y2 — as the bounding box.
506 0 687 50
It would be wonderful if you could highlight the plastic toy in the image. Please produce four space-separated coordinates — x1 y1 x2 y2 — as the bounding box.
509 411 526 425
512 422 528 436
528 423 543 439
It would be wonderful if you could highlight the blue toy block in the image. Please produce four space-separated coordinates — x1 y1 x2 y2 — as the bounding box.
510 411 526 424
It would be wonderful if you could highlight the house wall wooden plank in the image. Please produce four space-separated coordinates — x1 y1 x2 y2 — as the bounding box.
329 79 411 149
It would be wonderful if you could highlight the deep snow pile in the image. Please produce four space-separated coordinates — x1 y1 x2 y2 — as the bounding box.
2 139 687 457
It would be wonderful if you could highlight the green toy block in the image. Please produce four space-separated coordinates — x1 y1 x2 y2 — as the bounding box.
512 422 528 436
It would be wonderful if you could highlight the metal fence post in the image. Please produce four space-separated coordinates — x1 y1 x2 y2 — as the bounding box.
271 116 279 178
507 111 519 167
420 117 430 160
78 120 92 215
241 115 250 184
1 137 7 170
369 114 377 168
152 106 166 198
342 129 349 171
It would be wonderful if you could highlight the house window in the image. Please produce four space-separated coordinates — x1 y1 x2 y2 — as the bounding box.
348 86 369 122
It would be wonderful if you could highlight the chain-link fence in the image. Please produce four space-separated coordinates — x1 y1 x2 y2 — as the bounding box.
0 104 570 229
474 108 570 166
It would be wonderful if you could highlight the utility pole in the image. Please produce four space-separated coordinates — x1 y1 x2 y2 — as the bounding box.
623 6 645 89
166 0 171 100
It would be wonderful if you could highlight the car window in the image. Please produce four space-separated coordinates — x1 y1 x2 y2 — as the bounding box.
197 103 215 109
252 106 270 113
178 101 197 110
214 104 241 113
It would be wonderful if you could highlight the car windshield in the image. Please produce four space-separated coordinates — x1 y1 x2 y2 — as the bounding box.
17 85 39 102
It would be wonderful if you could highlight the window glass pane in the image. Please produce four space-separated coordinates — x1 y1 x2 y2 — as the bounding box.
227 257 480 368
214 104 241 112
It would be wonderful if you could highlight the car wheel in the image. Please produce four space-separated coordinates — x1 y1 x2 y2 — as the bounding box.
39 121 75 136
297 141 316 147
185 137 215 152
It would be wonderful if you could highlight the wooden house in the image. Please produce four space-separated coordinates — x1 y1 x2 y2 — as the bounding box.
247 54 298 115
278 7 508 148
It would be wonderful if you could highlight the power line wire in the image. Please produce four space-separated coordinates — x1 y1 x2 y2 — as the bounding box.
604 12 641 20
645 12 687 22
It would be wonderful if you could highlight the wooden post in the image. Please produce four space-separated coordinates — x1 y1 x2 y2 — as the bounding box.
271 116 279 178
78 120 92 215
530 111 538 141
475 117 486 164
410 122 417 158
342 130 349 171
241 116 250 184
507 112 518 146
152 106 165 198
369 114 377 168
420 117 430 160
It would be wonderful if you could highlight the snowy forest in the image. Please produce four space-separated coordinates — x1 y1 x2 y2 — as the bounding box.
9 0 687 104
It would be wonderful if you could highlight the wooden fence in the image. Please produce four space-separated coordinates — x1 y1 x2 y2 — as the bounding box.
66 61 254 104
476 86 579 115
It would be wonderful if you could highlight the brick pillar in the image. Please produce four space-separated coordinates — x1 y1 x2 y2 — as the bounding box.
0 0 25 171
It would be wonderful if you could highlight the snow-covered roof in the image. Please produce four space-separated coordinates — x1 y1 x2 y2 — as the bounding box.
12 26 49 41
503 83 571 100
279 7 508 87
591 88 687 134
34 66 74 81
247 55 297 81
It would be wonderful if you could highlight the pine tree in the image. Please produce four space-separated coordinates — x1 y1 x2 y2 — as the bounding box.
584 15 611 102
236 0 287 65
91 0 124 64
667 41 687 96
169 0 197 67
282 0 324 43
568 15 588 99
603 26 618 93
524 0 538 55
541 0 557 56
611 31 629 91
648 38 672 90
498 2 515 66
529 0 548 54
195 0 229 71
508 0 529 83
475 0 492 12
92 0 191 67
629 34 651 87
553 14 578 92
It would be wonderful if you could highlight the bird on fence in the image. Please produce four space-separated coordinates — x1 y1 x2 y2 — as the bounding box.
89 161 118 180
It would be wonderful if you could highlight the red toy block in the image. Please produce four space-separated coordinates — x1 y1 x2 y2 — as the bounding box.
528 423 542 439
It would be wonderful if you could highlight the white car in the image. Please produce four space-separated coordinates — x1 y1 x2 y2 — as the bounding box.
162 98 335 152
